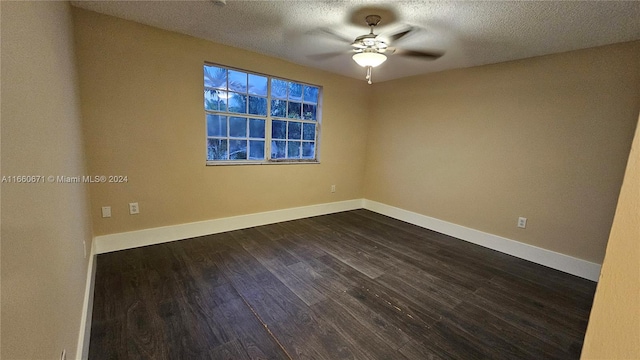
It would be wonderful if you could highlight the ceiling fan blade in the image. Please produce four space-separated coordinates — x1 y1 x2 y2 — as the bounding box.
387 27 415 42
308 51 348 61
309 28 353 44
394 48 444 59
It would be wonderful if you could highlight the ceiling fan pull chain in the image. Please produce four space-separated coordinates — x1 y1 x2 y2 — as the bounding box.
366 66 372 84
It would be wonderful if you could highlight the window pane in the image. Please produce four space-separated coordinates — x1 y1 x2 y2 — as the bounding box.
204 65 226 89
302 142 315 158
288 141 301 158
229 139 247 160
302 103 316 120
272 120 286 139
204 65 320 163
249 119 265 138
288 82 302 101
228 92 247 113
207 114 227 137
303 123 315 140
248 96 267 116
228 70 247 93
271 140 286 159
271 99 286 117
288 121 302 140
249 140 265 160
207 138 228 160
248 74 267 96
229 117 247 138
271 79 287 99
204 89 228 111
303 86 319 103
287 102 301 119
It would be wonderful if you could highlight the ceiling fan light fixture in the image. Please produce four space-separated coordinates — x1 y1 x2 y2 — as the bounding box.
352 51 387 68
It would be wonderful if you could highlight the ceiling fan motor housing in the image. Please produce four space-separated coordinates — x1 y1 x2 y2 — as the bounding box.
353 15 388 52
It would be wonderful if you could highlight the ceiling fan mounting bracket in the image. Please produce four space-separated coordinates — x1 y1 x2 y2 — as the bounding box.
365 15 382 27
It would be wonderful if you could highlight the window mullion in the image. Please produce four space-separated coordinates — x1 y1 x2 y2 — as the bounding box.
226 116 230 160
266 76 272 160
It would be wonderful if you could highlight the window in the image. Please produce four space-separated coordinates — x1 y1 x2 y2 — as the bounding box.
204 64 320 164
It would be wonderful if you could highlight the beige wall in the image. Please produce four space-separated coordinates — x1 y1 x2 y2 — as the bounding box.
365 41 640 263
72 8 370 236
74 6 639 264
581 115 639 358
1 2 93 359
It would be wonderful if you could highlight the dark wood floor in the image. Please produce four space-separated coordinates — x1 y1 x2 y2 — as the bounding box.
89 210 596 360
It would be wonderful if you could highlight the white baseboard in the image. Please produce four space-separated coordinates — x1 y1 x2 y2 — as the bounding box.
363 200 601 282
93 198 600 281
76 239 96 360
94 199 364 254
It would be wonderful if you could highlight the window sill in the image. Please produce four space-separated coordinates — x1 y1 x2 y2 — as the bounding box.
206 160 320 166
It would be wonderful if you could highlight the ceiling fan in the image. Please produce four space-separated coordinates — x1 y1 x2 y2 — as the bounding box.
313 15 444 84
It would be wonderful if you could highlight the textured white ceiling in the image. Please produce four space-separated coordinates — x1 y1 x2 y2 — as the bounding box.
71 1 640 83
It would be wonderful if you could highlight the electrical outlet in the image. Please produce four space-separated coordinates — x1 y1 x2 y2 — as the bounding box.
517 217 527 228
129 202 140 215
101 206 111 218
331 185 336 193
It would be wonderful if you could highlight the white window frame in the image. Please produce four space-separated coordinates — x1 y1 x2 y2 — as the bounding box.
204 63 322 165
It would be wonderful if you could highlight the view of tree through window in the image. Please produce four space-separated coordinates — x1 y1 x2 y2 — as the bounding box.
204 64 320 163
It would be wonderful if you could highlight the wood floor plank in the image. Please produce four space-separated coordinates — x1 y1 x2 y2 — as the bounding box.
327 211 493 290
90 265 125 323
238 227 300 266
305 228 389 279
488 270 594 318
90 210 596 360
348 209 467 250
446 300 574 360
397 339 444 360
88 319 127 360
287 261 348 295
381 265 470 309
375 272 462 313
240 242 327 306
213 251 364 360
474 283 590 340
426 318 500 360
348 209 595 300
209 339 251 360
311 299 407 360
275 234 329 261
217 298 289 359
470 288 582 355
328 211 446 254
157 298 222 359
286 258 421 352
121 272 170 360
316 255 442 329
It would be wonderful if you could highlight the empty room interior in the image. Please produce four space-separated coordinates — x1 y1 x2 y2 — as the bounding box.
2 1 639 359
